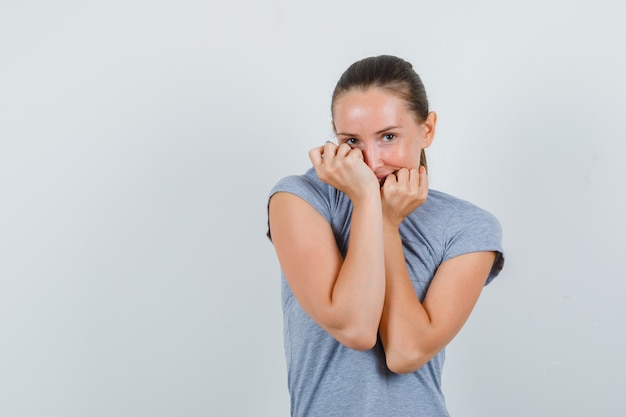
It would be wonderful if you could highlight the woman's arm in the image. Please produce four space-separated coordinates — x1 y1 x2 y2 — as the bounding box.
268 143 385 350
379 231 495 373
378 167 496 373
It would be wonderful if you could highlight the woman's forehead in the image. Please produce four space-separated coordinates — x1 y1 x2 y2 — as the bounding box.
334 89 412 126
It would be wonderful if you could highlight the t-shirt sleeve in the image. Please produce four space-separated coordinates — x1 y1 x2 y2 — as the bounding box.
442 204 505 285
267 169 333 240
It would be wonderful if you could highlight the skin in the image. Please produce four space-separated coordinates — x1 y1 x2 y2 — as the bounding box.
268 87 496 373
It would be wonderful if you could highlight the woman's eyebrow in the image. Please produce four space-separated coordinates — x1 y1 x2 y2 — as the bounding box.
337 126 401 137
376 125 400 134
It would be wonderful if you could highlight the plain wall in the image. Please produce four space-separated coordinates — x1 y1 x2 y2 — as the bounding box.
1 1 625 416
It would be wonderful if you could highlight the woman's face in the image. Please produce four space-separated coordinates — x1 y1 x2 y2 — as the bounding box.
333 87 436 184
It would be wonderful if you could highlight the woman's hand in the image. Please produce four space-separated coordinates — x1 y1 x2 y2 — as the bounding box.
381 166 428 228
309 142 379 201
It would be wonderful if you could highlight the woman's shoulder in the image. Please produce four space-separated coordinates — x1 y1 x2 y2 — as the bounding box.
270 167 330 196
422 189 504 283
417 189 503 241
269 167 346 223
424 189 477 208
425 189 498 220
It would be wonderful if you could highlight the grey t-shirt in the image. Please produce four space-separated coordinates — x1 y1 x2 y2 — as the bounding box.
269 168 504 417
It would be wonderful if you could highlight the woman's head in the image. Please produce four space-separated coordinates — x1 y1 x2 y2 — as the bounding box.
331 55 436 173
332 55 430 123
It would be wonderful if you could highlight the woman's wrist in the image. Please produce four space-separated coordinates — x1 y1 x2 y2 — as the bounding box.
347 183 382 205
382 215 402 231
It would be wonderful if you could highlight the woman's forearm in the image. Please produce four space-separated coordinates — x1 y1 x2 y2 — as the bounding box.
378 222 434 372
328 191 386 350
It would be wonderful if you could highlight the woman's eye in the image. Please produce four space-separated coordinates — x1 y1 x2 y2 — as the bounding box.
382 134 396 142
345 138 358 146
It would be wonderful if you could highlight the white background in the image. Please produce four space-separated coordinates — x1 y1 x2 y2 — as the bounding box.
1 1 625 416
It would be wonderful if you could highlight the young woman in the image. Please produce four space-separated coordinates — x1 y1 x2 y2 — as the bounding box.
267 55 504 417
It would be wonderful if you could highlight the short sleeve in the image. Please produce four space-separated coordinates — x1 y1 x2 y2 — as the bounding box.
443 204 505 285
267 168 334 240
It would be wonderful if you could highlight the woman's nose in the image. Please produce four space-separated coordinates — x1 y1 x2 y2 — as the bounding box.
363 146 383 171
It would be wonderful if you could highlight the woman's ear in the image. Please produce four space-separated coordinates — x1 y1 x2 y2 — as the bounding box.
421 111 437 149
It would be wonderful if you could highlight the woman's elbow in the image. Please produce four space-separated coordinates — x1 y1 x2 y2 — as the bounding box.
385 347 435 374
335 326 378 351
